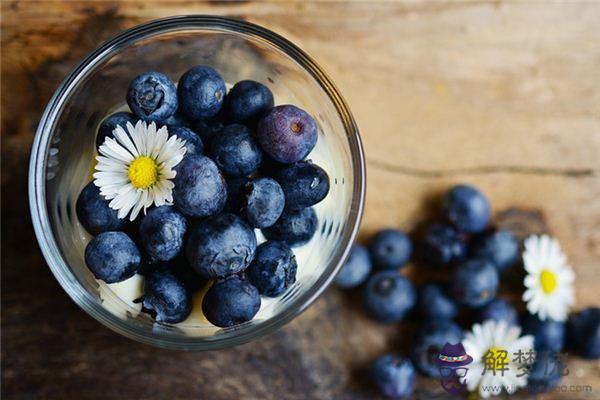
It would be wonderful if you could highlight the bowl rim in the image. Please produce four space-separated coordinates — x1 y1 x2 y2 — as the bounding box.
28 15 366 350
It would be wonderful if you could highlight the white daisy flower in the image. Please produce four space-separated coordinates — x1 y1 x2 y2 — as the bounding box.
522 234 575 322
93 120 187 221
462 320 535 398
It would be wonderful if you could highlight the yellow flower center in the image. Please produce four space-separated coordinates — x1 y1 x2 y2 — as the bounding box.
484 347 510 373
128 156 158 189
540 269 558 294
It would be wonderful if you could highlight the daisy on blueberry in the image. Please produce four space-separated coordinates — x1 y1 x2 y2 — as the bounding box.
461 320 535 398
522 234 575 322
93 120 187 221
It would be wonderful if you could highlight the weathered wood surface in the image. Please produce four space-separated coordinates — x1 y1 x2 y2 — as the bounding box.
2 2 599 399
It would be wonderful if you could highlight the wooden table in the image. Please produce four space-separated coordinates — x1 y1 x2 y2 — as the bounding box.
2 2 599 399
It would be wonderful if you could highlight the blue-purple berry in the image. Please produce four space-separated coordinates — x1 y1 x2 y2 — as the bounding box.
127 72 178 122
178 65 226 119
334 244 372 289
209 124 262 177
246 241 297 297
275 161 330 210
76 181 128 235
84 231 141 283
443 184 490 233
262 207 318 247
224 80 274 124
369 229 412 270
202 275 261 327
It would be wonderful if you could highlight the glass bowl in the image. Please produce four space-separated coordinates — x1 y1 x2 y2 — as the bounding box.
29 16 365 350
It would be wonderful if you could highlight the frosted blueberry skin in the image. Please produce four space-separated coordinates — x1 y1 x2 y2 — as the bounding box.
370 354 416 399
246 241 297 297
522 314 565 353
242 178 285 228
223 80 274 124
411 320 464 377
451 258 499 308
177 65 226 119
416 283 459 320
168 126 204 155
477 298 518 325
257 105 318 164
84 231 141 283
209 124 263 177
470 229 519 272
334 244 372 289
275 161 330 210
126 72 178 122
443 184 490 233
363 271 416 323
369 229 412 270
186 213 257 279
567 307 600 359
421 223 467 267
139 206 187 262
96 111 136 149
76 182 128 235
172 155 227 218
202 275 261 327
262 207 318 247
141 271 191 323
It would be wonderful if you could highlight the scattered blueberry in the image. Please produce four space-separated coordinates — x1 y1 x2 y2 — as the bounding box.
241 177 285 228
416 283 459 320
262 207 318 247
126 72 178 122
139 206 187 262
363 271 416 323
76 182 128 235
451 259 498 308
224 80 274 124
84 231 140 283
522 314 565 353
334 244 372 289
443 185 490 233
567 307 600 359
96 111 136 149
411 321 464 377
257 104 318 163
178 65 226 119
186 213 257 279
168 126 204 155
246 241 297 297
421 223 467 267
209 124 262 177
172 155 227 218
202 275 261 327
142 270 191 323
527 352 564 393
370 354 416 399
369 229 412 270
275 161 330 210
471 229 519 271
477 298 518 325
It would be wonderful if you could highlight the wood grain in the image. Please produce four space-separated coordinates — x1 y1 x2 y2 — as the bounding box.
2 1 599 399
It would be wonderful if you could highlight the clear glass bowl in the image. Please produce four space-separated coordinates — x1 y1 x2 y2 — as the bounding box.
29 16 365 350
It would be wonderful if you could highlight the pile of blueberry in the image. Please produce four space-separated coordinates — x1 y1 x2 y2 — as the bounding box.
334 184 599 398
78 65 330 327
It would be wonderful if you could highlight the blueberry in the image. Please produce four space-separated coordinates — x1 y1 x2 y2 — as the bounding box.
363 271 416 323
275 161 330 210
369 229 412 270
411 321 464 377
257 105 318 163
416 283 459 320
162 111 190 127
168 126 203 155
84 231 141 283
138 206 187 262
209 124 262 177
224 80 274 124
443 185 490 233
246 241 297 297
138 254 206 293
172 155 227 218
477 298 518 325
334 244 372 289
567 307 600 359
370 354 416 399
76 182 128 235
451 259 498 308
142 271 191 323
126 72 178 122
186 213 257 279
178 65 226 119
522 315 565 353
421 223 467 267
96 112 136 149
202 275 261 327
241 177 285 228
262 207 318 247
193 116 225 141
527 352 564 393
471 230 519 271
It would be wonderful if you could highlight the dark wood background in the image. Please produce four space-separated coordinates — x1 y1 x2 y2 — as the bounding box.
2 2 599 399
